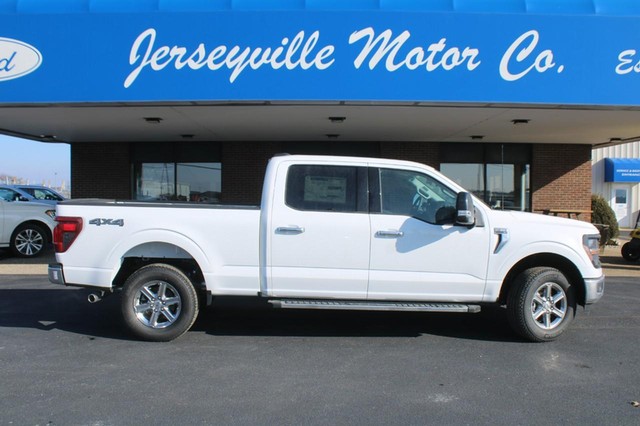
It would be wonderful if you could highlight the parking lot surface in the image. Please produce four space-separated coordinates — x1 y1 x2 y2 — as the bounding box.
0 247 639 425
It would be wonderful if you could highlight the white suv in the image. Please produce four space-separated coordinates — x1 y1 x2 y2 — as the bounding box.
0 199 56 257
0 185 65 206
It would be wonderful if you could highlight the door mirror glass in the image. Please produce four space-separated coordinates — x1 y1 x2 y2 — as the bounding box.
456 192 476 227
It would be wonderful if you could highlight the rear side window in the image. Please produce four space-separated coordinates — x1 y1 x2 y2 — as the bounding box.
286 165 360 213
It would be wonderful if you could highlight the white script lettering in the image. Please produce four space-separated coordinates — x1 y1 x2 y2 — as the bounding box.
615 49 640 74
349 27 480 72
500 30 563 81
124 28 335 88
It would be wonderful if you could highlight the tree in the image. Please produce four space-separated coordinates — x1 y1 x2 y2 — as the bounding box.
591 194 619 243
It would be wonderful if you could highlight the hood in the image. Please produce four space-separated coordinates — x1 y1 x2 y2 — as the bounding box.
489 209 599 234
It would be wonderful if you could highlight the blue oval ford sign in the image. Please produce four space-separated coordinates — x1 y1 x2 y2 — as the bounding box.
0 38 42 81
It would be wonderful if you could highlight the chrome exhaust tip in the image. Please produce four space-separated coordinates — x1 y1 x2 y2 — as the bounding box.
88 292 103 303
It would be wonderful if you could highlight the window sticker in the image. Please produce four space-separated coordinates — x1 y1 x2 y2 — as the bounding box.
303 176 347 204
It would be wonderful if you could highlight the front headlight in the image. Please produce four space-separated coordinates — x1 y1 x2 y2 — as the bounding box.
45 209 56 219
583 234 601 268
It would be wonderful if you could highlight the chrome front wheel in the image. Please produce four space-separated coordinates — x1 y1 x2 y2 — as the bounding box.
530 282 567 330
507 267 575 342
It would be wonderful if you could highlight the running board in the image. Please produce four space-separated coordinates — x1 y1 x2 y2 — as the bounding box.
269 299 481 313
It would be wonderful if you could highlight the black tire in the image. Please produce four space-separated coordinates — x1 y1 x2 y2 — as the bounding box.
121 264 199 342
506 267 576 342
621 242 640 262
10 223 48 258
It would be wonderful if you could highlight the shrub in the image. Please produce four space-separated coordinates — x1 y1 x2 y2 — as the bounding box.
591 194 619 242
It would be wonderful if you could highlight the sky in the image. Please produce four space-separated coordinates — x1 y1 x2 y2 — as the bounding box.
0 135 70 187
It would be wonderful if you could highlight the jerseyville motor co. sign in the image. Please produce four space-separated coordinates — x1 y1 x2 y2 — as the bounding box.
1 10 640 106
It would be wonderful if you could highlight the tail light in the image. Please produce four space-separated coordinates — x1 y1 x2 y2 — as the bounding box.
54 217 83 253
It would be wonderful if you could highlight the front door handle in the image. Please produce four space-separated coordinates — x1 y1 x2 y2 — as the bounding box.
375 230 404 238
276 226 305 235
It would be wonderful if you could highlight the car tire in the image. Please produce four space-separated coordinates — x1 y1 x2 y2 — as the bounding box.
10 223 48 258
507 267 575 342
121 264 199 342
621 242 640 262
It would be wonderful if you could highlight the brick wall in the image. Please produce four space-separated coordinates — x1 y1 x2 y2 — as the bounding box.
380 142 440 168
221 141 283 205
71 142 131 199
531 144 592 222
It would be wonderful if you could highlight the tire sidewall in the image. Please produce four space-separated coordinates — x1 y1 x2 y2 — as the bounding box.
121 264 198 342
622 242 640 261
508 267 576 342
10 223 47 258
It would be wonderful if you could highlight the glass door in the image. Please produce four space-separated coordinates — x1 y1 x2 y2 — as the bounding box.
611 185 631 228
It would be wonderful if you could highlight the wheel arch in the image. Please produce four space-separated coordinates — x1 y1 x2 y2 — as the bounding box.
499 253 585 306
109 239 209 292
11 220 52 243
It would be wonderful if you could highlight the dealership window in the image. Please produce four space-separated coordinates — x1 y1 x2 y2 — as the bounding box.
440 143 531 211
132 143 221 203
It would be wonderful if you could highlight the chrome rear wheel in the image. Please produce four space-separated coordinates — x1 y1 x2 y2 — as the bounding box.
133 280 182 329
121 264 199 342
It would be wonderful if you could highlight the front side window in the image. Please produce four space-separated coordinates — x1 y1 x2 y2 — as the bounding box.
286 165 360 213
379 169 457 224
0 188 22 202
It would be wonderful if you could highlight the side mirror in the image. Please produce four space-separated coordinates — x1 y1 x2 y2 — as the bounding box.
456 192 475 227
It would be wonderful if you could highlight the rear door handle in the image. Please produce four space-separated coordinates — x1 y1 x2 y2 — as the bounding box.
375 230 404 238
276 226 305 235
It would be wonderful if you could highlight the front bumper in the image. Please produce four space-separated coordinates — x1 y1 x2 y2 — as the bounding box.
584 275 605 304
48 263 66 286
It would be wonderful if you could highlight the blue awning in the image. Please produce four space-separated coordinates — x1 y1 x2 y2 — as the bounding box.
605 158 640 182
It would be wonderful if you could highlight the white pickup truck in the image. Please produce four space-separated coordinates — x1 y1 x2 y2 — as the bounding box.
49 155 604 342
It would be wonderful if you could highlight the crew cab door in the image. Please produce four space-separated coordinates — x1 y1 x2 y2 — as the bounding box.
368 167 492 302
266 162 370 299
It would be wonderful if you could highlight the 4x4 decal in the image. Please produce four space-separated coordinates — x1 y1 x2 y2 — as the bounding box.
88 218 124 227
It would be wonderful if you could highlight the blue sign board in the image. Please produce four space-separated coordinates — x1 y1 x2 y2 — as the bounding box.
605 158 640 182
1 9 640 105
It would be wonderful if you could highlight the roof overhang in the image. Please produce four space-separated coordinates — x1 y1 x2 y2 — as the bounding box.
3 102 640 146
1 1 640 146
